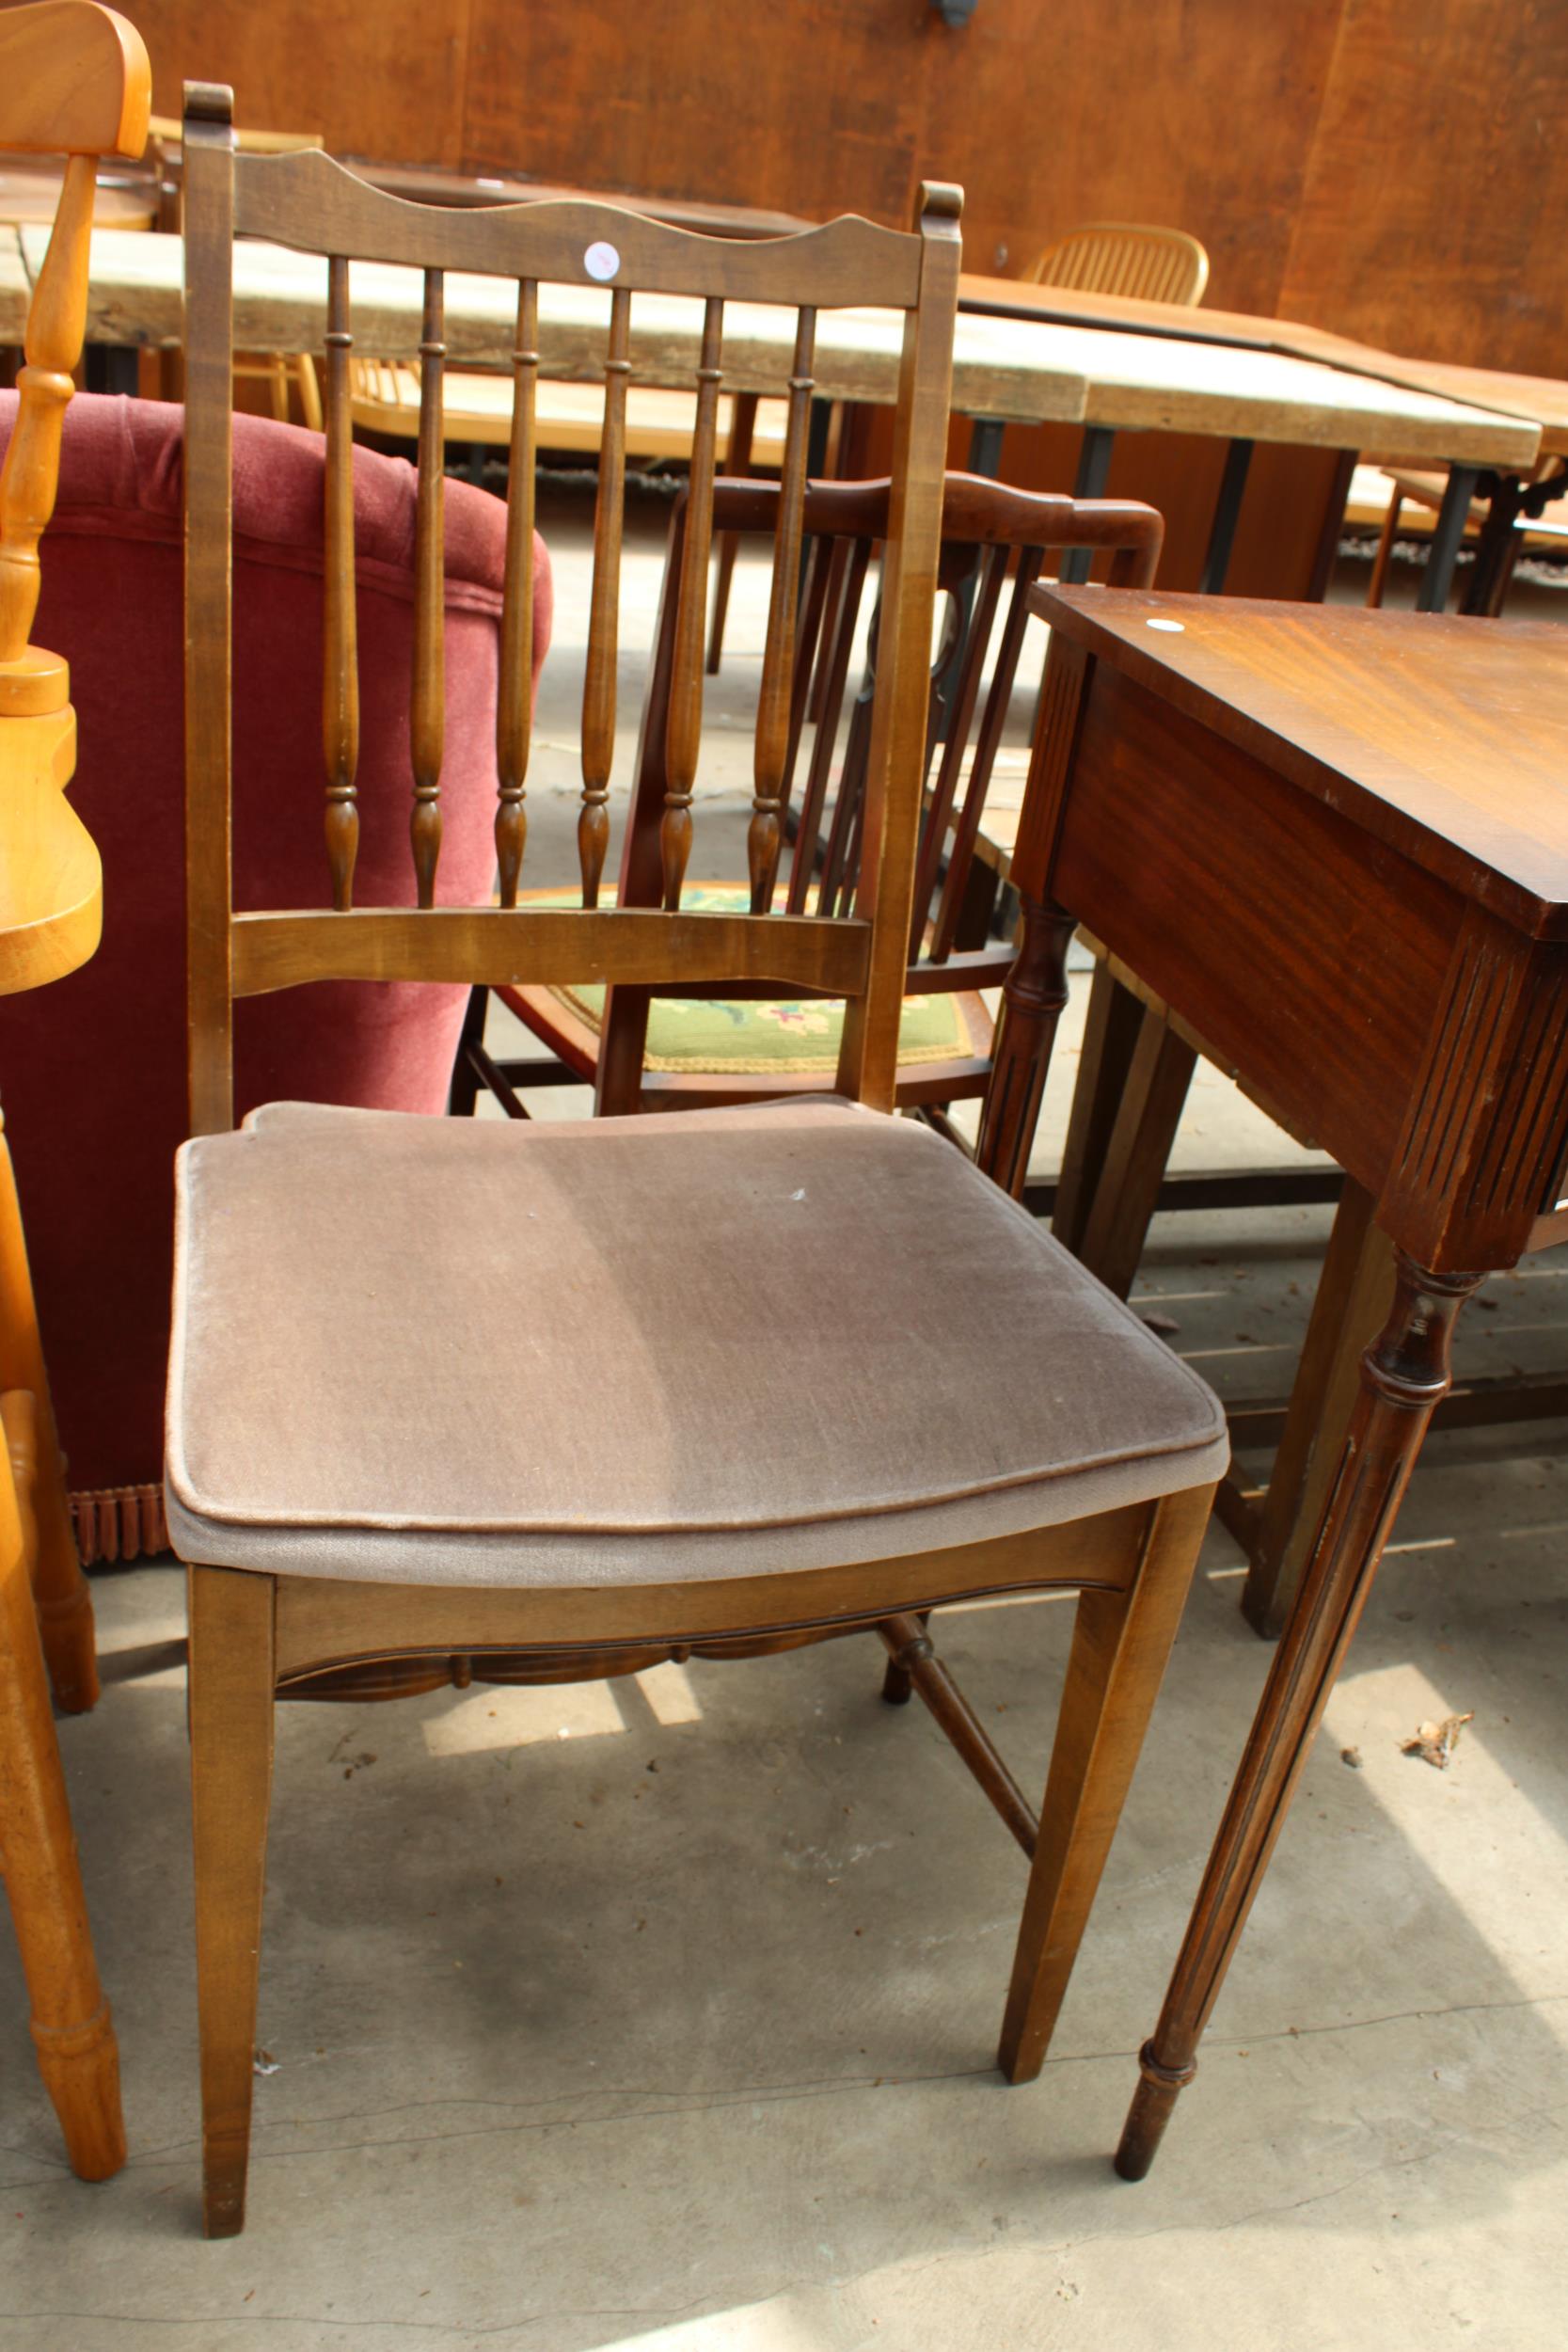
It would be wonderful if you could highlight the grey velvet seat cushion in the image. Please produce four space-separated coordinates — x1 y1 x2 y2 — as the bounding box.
165 1098 1227 1585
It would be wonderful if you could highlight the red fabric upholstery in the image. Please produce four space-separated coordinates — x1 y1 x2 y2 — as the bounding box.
0 392 552 1534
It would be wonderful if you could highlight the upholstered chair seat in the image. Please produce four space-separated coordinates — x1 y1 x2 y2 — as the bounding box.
166 1098 1226 1585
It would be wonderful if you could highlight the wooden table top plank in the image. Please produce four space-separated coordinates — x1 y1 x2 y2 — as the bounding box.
1033 586 1568 940
960 271 1568 455
8 226 1536 463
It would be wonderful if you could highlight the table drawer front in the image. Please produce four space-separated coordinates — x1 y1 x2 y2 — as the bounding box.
1053 664 1458 1200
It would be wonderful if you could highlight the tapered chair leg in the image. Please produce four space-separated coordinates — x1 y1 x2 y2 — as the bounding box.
0 1122 98 1711
0 1434 124 2179
998 1484 1212 2083
879 1608 927 1704
189 1564 277 2238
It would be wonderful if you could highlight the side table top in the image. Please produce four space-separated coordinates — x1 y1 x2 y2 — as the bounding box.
1033 585 1568 940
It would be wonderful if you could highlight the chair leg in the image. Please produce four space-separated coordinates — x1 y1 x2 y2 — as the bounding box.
998 1483 1212 2085
189 1564 277 2239
879 1608 927 1704
447 985 489 1118
0 1118 97 1711
1074 1004 1196 1298
0 1430 124 2179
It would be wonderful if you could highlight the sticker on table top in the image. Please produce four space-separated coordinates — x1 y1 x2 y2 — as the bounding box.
1146 617 1184 632
584 241 621 282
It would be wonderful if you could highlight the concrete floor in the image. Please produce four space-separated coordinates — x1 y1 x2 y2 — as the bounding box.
2 487 1564 2347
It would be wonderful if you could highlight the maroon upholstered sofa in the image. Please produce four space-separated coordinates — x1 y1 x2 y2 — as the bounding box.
0 392 551 1559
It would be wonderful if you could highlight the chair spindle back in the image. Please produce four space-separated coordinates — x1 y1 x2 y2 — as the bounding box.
182 87 960 1136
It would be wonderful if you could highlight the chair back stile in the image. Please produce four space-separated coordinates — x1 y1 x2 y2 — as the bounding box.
181 86 961 1137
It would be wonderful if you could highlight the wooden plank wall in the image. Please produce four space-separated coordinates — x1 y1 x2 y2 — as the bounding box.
123 0 1566 373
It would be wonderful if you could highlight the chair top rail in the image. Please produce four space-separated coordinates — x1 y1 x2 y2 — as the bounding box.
0 1 150 160
221 136 925 312
707 470 1164 558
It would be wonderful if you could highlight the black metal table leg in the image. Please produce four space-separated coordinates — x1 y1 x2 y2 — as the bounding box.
1197 437 1254 595
1059 426 1116 583
1417 464 1479 612
966 418 1006 479
85 344 139 394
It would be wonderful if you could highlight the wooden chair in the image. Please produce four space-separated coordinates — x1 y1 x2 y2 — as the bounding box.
175 92 1227 2237
0 0 146 2183
452 471 1163 1124
1025 222 1209 306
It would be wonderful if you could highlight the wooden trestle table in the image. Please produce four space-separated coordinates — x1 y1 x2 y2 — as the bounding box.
976 584 1568 2175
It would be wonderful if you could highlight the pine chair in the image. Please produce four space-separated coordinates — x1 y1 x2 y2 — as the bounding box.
1026 221 1209 306
0 0 147 2183
174 90 1227 2238
453 470 1163 1122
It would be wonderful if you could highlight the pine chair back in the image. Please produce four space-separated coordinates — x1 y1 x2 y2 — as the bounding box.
0 0 148 2186
1026 221 1209 306
181 86 960 1137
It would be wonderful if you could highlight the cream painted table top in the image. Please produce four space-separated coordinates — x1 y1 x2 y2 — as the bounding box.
3 226 1540 468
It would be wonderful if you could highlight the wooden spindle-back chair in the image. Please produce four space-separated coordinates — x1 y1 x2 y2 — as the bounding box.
174 88 1226 2238
1026 221 1209 306
0 0 148 2184
457 471 1163 1121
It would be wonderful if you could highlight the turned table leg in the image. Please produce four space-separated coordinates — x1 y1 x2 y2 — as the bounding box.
1115 1249 1481 2181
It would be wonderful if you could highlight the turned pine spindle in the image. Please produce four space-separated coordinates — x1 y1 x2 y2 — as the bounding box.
748 308 816 912
322 256 359 911
579 286 630 906
0 152 97 705
410 268 446 909
662 296 724 910
496 279 538 908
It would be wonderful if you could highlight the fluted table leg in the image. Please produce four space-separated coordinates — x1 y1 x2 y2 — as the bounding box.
1116 1250 1481 2180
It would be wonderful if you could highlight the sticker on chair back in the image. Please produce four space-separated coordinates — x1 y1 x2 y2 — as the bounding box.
584 242 620 282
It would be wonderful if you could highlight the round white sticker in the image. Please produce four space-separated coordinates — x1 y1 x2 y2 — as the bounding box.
1146 617 1185 633
584 241 621 283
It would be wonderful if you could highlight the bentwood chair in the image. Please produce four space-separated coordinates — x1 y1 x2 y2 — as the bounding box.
173 90 1227 2238
453 471 1163 1123
0 0 146 2182
1025 221 1209 306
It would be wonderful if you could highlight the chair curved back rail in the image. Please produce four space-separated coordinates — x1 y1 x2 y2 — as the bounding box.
182 86 961 1135
1025 220 1209 307
592 471 1162 1112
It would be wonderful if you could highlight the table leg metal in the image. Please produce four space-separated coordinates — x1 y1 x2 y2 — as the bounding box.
1114 1250 1482 2181
1059 426 1117 584
966 418 1006 478
1416 464 1479 612
1197 437 1253 595
85 343 138 394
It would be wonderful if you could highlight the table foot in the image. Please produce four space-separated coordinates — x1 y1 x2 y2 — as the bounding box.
1114 2040 1197 2180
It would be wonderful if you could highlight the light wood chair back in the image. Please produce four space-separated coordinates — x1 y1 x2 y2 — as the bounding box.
0 0 148 2186
1025 221 1209 306
182 86 960 1137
